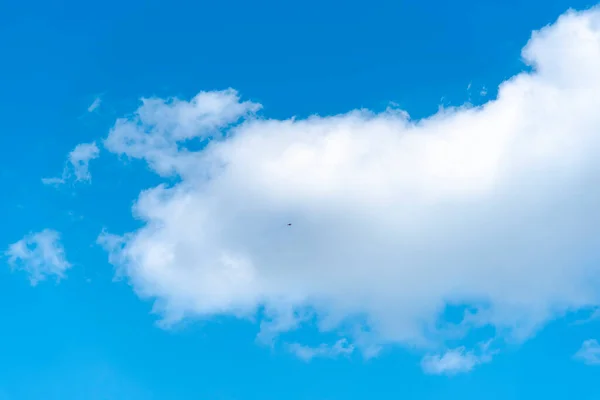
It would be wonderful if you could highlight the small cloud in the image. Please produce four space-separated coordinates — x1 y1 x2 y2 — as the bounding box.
69 142 100 181
41 176 66 186
42 142 100 186
287 339 354 362
88 97 101 113
421 341 495 375
5 229 71 285
480 86 488 96
574 339 600 366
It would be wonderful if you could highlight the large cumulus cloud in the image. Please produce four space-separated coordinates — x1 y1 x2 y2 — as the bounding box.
100 8 600 366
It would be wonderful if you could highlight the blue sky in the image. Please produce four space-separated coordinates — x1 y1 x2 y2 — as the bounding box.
2 0 600 399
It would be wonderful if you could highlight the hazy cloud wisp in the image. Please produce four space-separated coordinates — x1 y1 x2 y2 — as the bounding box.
42 142 100 186
5 229 71 285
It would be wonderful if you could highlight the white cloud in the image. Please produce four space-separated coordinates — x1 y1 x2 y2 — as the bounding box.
5 229 71 285
100 7 600 363
43 142 100 185
104 89 261 177
40 176 67 186
287 339 355 362
574 339 600 365
421 348 482 375
69 142 100 181
421 341 495 375
88 97 102 113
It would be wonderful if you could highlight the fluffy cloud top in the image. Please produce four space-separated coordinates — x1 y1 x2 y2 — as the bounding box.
5 229 71 285
43 142 100 185
100 7 600 367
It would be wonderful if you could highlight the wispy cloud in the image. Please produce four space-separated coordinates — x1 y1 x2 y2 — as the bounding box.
42 142 100 186
574 339 600 366
88 97 101 113
287 339 354 362
40 176 67 186
5 229 71 285
571 308 600 325
421 342 496 375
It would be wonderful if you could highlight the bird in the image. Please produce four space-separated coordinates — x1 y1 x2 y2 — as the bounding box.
287 223 292 226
